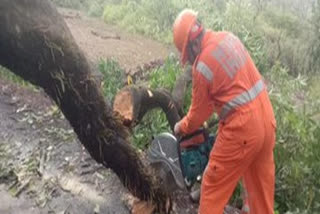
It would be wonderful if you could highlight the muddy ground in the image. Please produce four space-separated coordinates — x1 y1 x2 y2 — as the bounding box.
0 77 131 214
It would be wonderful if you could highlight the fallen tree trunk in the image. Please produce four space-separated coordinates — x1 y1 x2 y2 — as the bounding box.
0 0 169 212
113 86 181 131
113 65 192 130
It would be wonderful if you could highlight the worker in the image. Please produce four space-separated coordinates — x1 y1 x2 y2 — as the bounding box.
173 9 276 214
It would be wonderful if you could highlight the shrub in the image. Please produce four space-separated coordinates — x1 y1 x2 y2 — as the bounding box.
267 64 320 212
133 56 184 149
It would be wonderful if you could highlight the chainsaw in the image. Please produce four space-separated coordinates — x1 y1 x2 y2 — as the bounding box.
147 127 216 200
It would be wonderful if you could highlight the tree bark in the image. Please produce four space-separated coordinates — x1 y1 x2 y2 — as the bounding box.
0 0 169 212
172 66 192 117
172 66 192 110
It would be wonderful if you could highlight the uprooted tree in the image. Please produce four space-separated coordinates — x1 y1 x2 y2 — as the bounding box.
0 0 171 212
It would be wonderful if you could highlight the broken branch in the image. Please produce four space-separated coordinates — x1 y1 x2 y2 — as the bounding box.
113 86 181 131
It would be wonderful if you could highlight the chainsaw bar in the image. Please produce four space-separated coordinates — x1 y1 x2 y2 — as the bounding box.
147 133 185 189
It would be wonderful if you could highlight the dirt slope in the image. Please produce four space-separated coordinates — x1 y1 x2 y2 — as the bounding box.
60 8 171 72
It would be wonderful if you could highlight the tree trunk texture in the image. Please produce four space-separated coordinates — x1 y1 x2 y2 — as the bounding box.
0 0 169 212
113 86 181 131
171 65 192 115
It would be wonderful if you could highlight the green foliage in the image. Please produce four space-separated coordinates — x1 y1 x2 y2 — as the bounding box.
148 55 192 112
99 2 320 210
132 57 320 213
51 0 84 9
310 0 320 73
132 110 170 149
0 66 32 87
98 59 125 102
97 56 320 212
51 0 113 17
87 0 107 17
263 9 302 37
100 0 319 76
148 55 182 90
103 0 180 43
97 57 183 149
132 56 183 149
267 64 320 213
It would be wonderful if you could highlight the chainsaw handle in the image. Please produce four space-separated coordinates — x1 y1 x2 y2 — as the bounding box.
176 119 219 142
178 127 209 144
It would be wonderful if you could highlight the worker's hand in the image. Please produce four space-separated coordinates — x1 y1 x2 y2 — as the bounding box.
174 121 182 135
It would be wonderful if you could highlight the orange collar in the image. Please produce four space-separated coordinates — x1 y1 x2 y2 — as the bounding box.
201 30 215 51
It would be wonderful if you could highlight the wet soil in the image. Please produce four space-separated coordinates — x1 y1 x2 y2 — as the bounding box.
0 78 130 214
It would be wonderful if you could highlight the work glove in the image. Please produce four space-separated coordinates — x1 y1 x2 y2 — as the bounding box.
174 121 182 136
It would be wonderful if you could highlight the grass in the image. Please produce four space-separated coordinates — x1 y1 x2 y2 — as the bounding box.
98 58 125 103
102 0 179 44
0 66 32 87
97 56 183 149
51 0 113 17
132 55 189 149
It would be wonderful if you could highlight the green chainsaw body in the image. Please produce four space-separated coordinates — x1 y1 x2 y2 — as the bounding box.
147 129 215 189
179 132 215 188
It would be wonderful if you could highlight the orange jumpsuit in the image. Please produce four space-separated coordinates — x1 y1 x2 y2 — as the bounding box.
179 31 276 214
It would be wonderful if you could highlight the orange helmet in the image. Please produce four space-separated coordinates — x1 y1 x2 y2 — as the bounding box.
173 9 202 65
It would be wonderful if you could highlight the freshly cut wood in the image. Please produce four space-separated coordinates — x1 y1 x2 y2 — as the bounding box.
113 89 135 126
113 86 181 131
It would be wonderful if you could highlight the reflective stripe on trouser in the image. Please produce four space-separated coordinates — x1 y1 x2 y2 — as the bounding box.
219 79 264 120
198 102 275 214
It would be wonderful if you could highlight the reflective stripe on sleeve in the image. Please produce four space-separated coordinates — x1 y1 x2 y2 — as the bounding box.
219 79 264 120
196 61 213 82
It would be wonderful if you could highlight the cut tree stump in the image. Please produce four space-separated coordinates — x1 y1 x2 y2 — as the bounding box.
113 86 181 131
